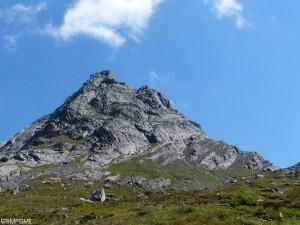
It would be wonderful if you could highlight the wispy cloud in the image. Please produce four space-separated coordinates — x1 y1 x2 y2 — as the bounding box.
3 35 18 52
46 0 164 47
0 2 47 25
0 1 47 51
148 71 170 87
149 71 163 83
204 0 248 28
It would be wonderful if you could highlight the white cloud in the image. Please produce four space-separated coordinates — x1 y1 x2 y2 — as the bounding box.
46 0 164 47
204 0 248 28
0 2 47 51
0 2 47 24
149 71 163 83
3 35 18 52
149 71 170 87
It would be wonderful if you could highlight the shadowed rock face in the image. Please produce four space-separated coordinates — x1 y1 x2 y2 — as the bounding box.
291 162 300 169
0 71 276 181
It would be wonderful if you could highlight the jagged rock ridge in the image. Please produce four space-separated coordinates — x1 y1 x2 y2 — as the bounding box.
0 71 276 181
290 162 300 170
0 142 5 148
289 162 300 177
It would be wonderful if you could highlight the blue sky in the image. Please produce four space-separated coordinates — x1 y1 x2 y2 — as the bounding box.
0 0 299 167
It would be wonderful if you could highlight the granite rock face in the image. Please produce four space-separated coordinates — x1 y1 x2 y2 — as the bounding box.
0 71 276 180
291 162 300 170
0 142 5 148
289 163 300 177
0 164 21 182
119 176 171 189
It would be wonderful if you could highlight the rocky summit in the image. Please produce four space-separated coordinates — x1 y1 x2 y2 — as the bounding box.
0 71 277 184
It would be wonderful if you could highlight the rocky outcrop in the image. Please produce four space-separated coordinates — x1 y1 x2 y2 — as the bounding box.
0 164 21 181
0 142 5 148
261 182 282 193
119 176 171 189
289 163 300 177
0 71 205 167
149 135 274 171
12 184 32 195
0 71 276 182
290 162 300 170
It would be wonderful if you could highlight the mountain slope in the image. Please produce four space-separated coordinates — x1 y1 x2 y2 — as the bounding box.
0 71 276 184
0 141 5 148
289 163 300 177
0 166 299 225
290 163 300 170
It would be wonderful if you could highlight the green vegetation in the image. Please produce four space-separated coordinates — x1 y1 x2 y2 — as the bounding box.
232 191 257 207
107 157 217 188
27 163 61 173
27 156 86 174
35 135 85 149
0 168 299 225
107 156 257 189
50 135 85 146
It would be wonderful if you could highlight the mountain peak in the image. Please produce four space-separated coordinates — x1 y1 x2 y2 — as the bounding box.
92 70 114 79
137 85 172 109
86 70 116 87
0 70 276 184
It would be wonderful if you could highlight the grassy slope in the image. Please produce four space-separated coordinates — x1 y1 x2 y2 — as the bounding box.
33 135 85 150
0 162 299 225
107 156 255 190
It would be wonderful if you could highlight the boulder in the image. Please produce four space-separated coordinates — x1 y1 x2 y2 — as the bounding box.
105 175 120 182
261 182 281 193
0 164 21 181
19 184 32 192
91 188 106 202
84 182 94 188
104 183 112 189
256 174 264 179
